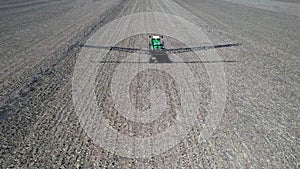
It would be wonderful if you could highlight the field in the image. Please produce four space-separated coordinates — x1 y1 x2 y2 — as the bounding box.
0 0 299 168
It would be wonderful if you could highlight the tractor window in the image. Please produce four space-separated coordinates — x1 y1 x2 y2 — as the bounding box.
152 39 161 45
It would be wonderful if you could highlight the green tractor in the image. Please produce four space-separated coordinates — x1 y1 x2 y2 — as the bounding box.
149 35 164 50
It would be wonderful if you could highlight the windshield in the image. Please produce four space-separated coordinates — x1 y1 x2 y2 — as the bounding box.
152 38 161 45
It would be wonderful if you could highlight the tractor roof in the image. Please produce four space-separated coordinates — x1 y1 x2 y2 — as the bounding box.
152 36 160 39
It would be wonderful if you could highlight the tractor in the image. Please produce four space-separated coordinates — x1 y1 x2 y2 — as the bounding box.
149 35 164 50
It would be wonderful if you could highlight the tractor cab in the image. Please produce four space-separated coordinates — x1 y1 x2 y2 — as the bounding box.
149 35 164 50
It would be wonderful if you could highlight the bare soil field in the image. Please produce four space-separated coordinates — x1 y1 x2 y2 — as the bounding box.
0 0 299 168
